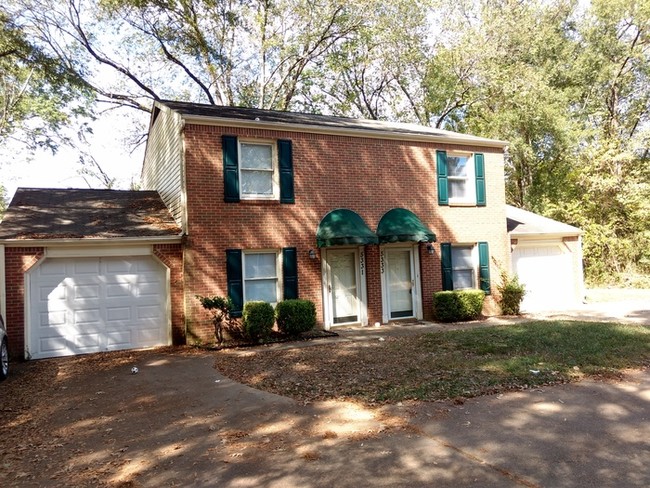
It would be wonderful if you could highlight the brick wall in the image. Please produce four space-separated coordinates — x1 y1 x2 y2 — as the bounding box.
4 247 44 359
182 124 508 342
154 243 186 344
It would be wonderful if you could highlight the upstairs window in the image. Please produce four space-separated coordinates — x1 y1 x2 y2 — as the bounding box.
436 151 486 206
223 136 294 203
239 142 278 199
447 153 475 204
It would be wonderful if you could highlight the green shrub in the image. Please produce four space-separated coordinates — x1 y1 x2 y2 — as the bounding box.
433 290 485 322
242 301 275 341
276 299 316 335
497 273 526 315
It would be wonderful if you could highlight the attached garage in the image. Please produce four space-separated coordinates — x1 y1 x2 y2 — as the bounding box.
28 255 169 359
507 205 584 312
0 188 184 360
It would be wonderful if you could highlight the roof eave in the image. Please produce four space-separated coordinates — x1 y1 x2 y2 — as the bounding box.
0 235 183 247
509 231 583 239
179 114 509 149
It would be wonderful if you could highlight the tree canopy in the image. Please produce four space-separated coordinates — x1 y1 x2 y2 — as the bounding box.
2 0 649 285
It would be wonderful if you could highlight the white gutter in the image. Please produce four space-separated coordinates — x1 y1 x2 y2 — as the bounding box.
180 114 509 149
0 235 183 247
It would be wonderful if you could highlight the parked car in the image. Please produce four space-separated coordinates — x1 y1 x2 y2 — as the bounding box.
0 315 8 380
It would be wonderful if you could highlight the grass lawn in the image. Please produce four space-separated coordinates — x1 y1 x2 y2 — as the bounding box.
215 321 650 404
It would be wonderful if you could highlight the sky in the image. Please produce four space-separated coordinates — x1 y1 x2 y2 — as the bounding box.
1 109 148 204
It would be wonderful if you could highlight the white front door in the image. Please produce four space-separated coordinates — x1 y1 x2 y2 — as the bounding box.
329 249 360 324
386 248 415 319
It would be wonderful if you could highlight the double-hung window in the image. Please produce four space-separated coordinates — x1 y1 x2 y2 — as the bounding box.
447 153 476 204
243 251 279 305
441 242 491 294
436 150 485 206
239 142 279 200
451 246 476 289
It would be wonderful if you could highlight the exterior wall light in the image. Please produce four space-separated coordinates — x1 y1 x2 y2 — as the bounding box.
426 243 434 255
308 249 317 259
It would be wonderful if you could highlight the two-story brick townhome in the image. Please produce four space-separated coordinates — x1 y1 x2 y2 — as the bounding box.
142 101 510 342
0 100 532 359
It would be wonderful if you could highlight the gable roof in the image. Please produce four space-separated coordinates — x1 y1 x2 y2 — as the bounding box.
0 188 182 241
155 100 508 149
507 205 582 238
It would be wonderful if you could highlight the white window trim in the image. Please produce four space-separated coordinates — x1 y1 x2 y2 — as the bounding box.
238 139 280 200
242 250 282 306
451 244 479 290
447 151 476 206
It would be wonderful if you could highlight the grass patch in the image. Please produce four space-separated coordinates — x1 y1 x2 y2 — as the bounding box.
215 321 650 404
378 321 650 401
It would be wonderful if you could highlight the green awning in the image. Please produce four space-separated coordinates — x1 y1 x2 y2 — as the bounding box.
376 208 436 244
316 209 379 248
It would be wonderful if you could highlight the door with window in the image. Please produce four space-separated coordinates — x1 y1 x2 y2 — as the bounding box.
386 249 415 319
322 248 366 327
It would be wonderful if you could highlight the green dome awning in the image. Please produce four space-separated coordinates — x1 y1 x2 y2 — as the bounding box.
376 208 436 244
316 209 379 248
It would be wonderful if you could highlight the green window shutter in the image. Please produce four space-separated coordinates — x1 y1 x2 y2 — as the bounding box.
441 243 453 291
278 140 295 203
475 153 486 206
222 135 240 202
437 150 449 205
478 241 491 295
226 249 243 317
282 247 298 299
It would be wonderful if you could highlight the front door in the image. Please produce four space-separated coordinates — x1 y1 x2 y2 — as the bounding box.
327 249 361 325
386 248 415 319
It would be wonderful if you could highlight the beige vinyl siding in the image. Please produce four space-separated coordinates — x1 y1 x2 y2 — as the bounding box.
142 106 185 230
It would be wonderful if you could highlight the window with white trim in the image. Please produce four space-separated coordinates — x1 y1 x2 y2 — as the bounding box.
447 153 476 204
243 251 280 305
451 245 477 289
239 141 279 199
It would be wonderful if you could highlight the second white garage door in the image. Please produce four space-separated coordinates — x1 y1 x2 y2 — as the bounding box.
28 256 169 359
512 243 575 312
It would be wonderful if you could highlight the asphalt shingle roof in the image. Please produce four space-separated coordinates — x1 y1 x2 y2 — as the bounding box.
158 100 507 147
0 188 181 240
507 205 582 237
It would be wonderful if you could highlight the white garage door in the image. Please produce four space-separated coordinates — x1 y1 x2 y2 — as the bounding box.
512 243 575 312
28 256 169 359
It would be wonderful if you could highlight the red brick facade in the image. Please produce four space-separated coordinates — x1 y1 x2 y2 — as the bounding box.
182 124 509 342
154 243 185 344
4 247 44 357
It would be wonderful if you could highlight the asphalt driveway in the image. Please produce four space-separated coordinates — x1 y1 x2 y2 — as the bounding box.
1 344 648 487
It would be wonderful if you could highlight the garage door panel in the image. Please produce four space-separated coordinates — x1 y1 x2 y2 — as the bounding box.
38 336 70 356
512 243 575 312
74 260 101 274
29 256 169 359
40 310 67 327
76 333 101 351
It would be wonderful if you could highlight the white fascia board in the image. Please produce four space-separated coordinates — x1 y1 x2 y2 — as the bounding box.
0 235 182 248
180 115 509 149
509 231 583 240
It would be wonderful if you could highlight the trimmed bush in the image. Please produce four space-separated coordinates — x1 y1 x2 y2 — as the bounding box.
497 274 526 315
276 299 316 335
242 301 275 341
433 290 485 322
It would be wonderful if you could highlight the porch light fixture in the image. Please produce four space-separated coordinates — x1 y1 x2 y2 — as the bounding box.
308 249 317 260
426 243 434 255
